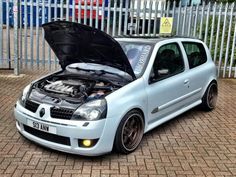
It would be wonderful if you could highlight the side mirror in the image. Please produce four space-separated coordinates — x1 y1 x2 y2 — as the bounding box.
148 68 169 84
158 69 169 76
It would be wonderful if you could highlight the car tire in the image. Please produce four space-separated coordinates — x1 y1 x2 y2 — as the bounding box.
114 110 144 154
201 81 218 111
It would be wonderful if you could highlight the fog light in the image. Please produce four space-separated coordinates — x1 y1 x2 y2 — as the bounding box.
78 139 99 148
83 139 92 147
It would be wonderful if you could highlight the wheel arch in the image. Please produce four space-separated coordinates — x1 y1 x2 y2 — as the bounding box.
125 107 148 131
201 78 218 98
130 108 145 124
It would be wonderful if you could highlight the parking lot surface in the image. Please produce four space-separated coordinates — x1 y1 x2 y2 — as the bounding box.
0 69 236 177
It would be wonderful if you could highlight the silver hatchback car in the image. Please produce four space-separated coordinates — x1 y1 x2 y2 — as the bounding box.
14 21 218 156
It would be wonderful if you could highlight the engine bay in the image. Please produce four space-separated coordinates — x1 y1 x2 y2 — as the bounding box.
40 76 115 99
27 73 121 109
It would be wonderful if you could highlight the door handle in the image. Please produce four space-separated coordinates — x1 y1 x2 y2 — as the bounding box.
184 79 189 85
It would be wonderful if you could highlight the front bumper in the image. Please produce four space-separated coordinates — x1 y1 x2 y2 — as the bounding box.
14 101 116 156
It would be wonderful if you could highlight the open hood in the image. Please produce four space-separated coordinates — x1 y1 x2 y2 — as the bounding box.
42 21 136 79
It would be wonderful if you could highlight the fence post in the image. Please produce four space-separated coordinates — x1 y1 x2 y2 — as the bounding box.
13 0 19 75
218 3 228 77
0 1 3 65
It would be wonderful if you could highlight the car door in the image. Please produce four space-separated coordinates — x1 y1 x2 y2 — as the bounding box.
145 42 190 125
181 41 209 102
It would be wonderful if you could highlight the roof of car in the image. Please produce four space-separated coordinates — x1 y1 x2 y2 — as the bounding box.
115 35 201 44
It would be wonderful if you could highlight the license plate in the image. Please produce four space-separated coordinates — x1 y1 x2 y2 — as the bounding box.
27 119 57 134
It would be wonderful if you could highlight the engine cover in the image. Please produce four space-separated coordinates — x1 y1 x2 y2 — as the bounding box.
44 80 83 96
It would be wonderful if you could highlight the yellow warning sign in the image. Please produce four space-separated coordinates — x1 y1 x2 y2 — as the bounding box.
159 17 173 35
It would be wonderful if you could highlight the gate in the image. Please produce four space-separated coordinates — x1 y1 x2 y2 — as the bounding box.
0 0 236 78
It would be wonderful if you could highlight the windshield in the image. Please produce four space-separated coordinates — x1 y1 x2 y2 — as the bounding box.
66 63 133 81
119 42 153 77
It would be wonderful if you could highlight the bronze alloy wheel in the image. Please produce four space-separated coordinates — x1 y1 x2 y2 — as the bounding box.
207 83 218 109
201 81 218 111
114 110 144 154
121 113 144 152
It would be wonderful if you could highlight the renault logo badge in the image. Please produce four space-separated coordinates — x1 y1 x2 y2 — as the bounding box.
39 108 45 117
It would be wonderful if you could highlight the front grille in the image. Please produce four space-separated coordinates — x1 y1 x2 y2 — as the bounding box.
50 107 74 120
23 125 71 146
25 99 40 113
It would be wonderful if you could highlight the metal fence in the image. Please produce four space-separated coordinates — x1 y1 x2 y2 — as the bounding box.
0 0 236 78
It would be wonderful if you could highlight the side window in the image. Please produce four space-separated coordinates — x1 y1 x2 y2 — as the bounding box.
150 43 185 83
182 42 207 69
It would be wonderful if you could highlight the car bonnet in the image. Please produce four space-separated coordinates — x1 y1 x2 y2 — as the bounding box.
42 21 136 80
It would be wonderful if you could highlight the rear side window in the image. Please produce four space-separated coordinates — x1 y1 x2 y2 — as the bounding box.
182 42 207 69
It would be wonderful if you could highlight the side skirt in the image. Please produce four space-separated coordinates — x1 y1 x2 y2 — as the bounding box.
145 100 202 133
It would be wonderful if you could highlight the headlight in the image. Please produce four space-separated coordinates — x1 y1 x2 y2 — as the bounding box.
19 84 31 106
71 99 107 121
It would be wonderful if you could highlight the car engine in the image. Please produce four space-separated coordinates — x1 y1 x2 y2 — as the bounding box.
42 77 115 98
26 73 118 109
43 79 93 98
